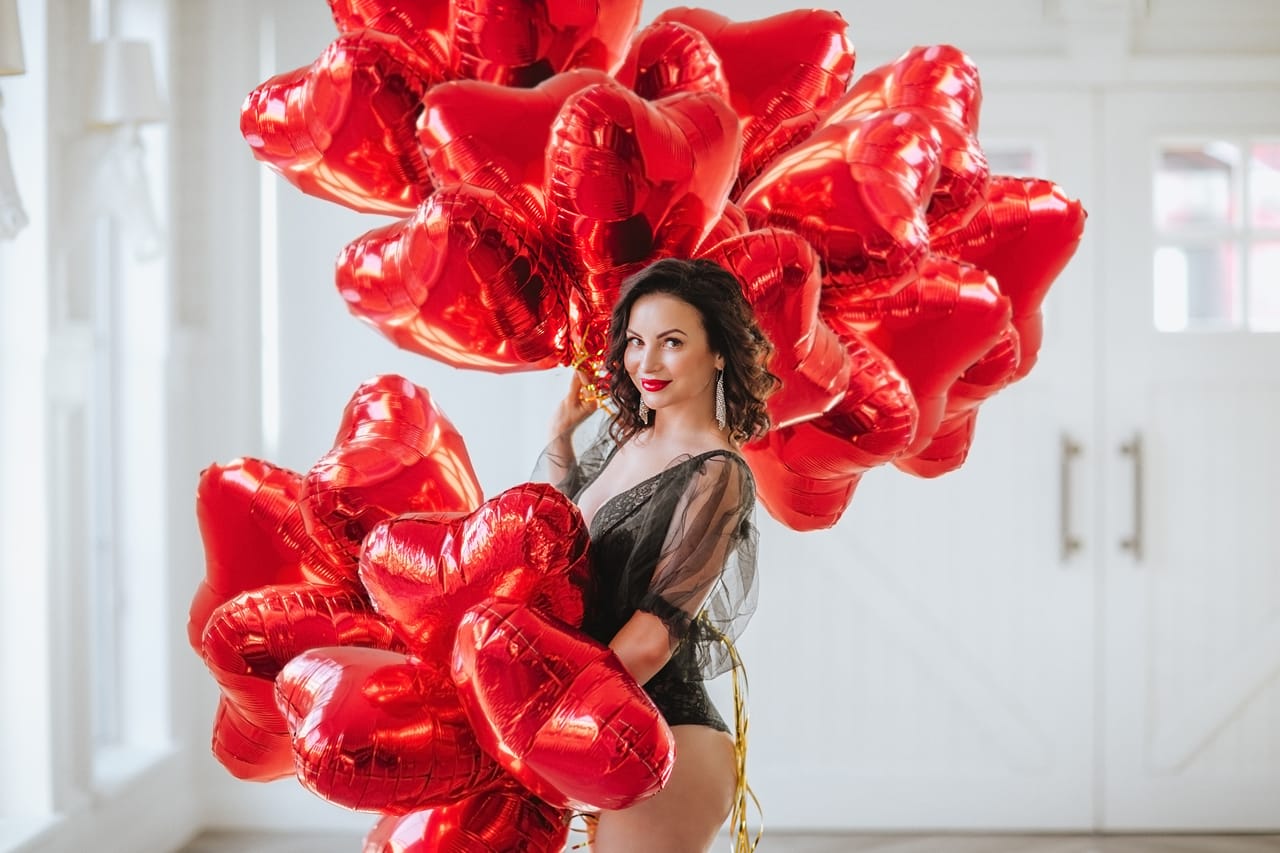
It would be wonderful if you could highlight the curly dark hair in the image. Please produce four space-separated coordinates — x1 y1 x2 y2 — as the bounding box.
604 258 780 448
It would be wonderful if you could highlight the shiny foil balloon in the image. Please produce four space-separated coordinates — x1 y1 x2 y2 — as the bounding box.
362 787 568 853
302 375 484 577
824 256 1012 458
211 695 295 782
277 646 506 813
613 20 729 103
359 482 591 665
702 228 850 427
895 326 1021 478
693 200 750 255
190 458 323 652
328 0 452 70
654 7 855 191
448 0 642 86
547 80 741 359
933 177 1087 381
452 598 675 811
743 327 917 531
418 69 612 224
338 186 570 372
201 583 402 779
822 44 982 136
738 110 942 305
241 30 445 216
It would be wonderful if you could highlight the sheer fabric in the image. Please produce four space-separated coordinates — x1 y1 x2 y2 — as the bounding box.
532 412 760 686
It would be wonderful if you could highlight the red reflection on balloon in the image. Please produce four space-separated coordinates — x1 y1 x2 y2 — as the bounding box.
548 80 741 360
241 30 445 215
328 0 452 70
739 110 941 304
448 0 641 86
302 375 484 578
702 228 850 427
418 69 612 225
359 482 591 664
452 598 675 811
655 7 855 191
933 177 1087 381
202 584 402 780
363 786 568 853
338 186 570 372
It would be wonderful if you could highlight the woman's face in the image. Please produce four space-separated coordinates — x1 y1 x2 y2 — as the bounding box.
623 292 723 419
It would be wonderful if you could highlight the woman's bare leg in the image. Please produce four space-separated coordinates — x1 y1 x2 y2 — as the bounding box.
592 725 736 853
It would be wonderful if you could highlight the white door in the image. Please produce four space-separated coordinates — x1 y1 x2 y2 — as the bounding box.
734 90 1098 831
1100 88 1280 829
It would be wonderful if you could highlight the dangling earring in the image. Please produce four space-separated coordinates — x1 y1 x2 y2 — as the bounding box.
715 369 726 431
638 401 649 424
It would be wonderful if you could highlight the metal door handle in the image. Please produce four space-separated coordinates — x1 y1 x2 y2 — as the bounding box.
1119 434 1144 561
1060 434 1083 561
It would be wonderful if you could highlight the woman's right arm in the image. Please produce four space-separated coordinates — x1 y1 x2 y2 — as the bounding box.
545 370 599 488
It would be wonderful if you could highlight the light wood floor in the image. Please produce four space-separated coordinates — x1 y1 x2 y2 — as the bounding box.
177 830 1280 852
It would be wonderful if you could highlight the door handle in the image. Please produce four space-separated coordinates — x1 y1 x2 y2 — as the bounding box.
1119 434 1144 562
1060 434 1083 562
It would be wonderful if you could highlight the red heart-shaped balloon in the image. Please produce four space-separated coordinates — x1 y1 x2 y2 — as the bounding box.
824 256 1012 458
190 458 334 651
743 326 917 531
302 375 483 578
701 228 850 427
448 0 642 85
359 482 591 664
328 0 452 70
363 786 568 853
210 695 295 782
452 598 674 811
933 177 1087 381
337 186 571 372
655 7 855 191
823 44 982 135
276 646 506 813
614 20 728 103
201 583 403 777
739 110 942 305
241 30 445 215
418 69 613 224
547 81 741 359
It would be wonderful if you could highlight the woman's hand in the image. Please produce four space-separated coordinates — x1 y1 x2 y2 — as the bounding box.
549 369 599 438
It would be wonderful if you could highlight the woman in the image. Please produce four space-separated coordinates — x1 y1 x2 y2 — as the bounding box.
540 258 779 852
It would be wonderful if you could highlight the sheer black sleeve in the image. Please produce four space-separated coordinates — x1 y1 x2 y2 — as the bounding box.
634 454 759 679
529 411 616 499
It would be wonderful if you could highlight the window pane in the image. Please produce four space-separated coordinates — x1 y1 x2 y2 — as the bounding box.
1250 142 1280 229
1153 242 1240 331
1155 143 1239 229
1249 241 1280 332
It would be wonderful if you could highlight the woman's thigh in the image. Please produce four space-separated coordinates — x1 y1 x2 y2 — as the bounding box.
592 725 737 853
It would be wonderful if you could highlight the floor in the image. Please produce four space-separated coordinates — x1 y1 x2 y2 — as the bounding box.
177 830 1280 853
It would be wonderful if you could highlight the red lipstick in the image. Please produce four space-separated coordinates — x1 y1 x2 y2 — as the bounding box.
640 379 671 392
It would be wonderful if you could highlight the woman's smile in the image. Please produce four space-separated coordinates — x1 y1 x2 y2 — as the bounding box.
640 379 671 392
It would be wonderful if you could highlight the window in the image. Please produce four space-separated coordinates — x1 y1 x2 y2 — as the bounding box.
1153 140 1280 332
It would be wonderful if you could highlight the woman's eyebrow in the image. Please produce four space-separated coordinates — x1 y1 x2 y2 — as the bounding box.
627 328 686 337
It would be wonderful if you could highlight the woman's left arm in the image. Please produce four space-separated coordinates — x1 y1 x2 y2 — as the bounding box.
610 455 750 685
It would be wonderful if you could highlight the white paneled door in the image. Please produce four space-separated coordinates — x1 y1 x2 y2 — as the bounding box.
1100 89 1280 829
741 91 1099 831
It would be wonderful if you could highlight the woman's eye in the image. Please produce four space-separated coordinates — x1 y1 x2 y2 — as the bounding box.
627 337 642 347
664 338 682 348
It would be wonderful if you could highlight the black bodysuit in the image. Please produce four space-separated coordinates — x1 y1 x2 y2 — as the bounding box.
539 416 760 733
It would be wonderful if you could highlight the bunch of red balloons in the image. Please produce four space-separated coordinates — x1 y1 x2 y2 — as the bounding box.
243 0 1085 531
198 1 1088 847
194 374 682 850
